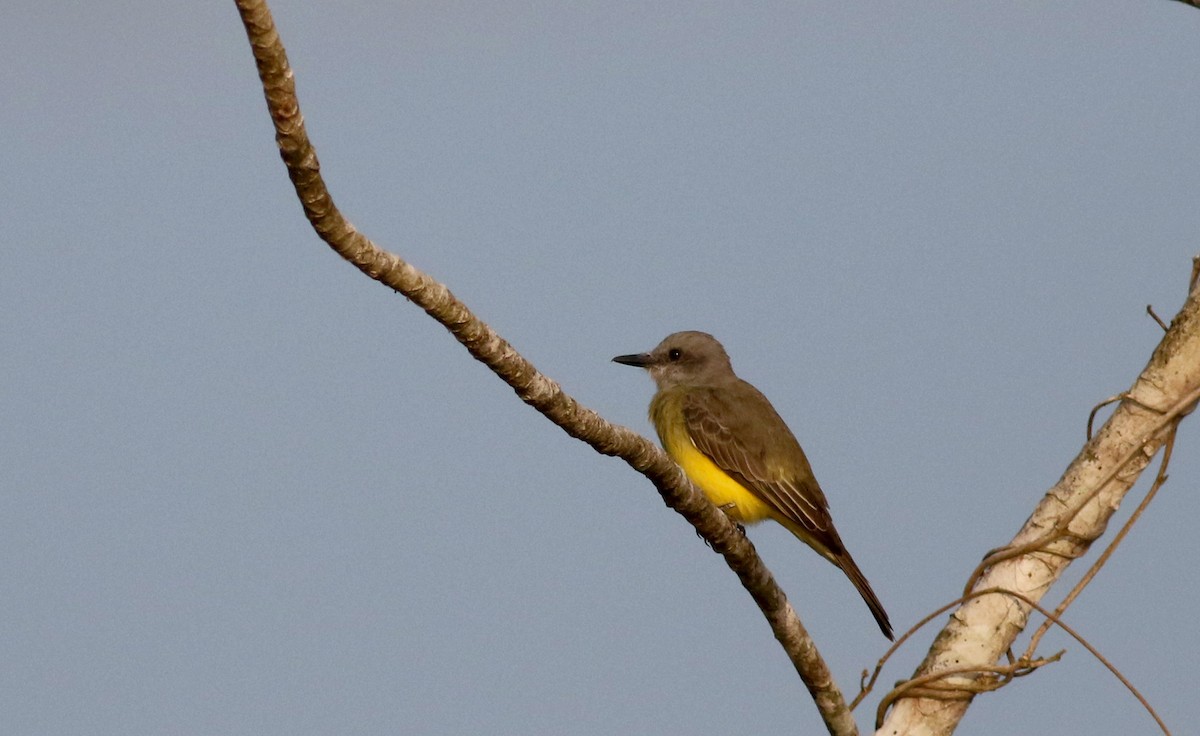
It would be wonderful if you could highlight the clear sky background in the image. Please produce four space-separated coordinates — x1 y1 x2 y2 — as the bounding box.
3 2 1199 734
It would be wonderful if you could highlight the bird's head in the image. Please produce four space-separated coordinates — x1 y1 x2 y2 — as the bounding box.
612 330 734 390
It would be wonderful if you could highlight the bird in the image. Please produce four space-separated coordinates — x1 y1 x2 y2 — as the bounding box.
613 330 893 639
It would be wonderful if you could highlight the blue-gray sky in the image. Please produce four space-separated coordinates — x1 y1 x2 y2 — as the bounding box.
3 2 1199 734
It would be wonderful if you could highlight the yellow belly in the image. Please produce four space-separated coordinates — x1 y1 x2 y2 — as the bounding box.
652 394 774 525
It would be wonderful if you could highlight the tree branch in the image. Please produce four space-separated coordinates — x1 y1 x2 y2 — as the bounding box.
878 278 1200 735
232 1 860 733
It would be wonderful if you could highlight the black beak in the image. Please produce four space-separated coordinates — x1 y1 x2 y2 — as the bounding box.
612 352 652 368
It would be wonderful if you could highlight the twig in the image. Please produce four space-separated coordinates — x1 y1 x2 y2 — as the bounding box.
1087 392 1163 442
873 588 1169 734
1146 305 1168 332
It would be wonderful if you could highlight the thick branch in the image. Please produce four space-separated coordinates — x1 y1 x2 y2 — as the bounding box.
878 283 1200 735
232 1 859 733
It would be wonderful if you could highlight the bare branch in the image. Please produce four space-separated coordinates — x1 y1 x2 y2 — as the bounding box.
879 273 1200 735
1023 425 1177 657
232 1 861 733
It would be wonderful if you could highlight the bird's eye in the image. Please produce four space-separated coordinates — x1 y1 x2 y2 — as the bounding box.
668 348 682 361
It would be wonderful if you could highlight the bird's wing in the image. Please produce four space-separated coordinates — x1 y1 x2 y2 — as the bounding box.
682 386 833 536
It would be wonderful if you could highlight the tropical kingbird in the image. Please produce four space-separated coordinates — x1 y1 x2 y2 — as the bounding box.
613 331 893 640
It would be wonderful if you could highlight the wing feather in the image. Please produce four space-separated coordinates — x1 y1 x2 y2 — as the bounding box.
682 384 832 536
681 382 894 639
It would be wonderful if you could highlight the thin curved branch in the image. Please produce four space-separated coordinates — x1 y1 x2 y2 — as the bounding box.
861 588 1167 734
232 2 859 734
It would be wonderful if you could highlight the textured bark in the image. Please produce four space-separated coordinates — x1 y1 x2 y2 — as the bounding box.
233 1 861 733
878 286 1200 735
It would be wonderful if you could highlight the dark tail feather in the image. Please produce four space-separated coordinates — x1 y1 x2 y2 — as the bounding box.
836 552 893 640
777 516 894 639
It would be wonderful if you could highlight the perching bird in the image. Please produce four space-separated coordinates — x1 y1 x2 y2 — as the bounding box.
613 330 892 640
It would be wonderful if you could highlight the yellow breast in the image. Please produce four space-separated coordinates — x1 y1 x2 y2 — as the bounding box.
650 390 774 525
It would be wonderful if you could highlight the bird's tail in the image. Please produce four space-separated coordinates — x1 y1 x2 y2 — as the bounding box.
778 516 894 640
834 551 893 640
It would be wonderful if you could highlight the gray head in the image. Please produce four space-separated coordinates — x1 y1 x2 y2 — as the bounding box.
612 331 736 390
